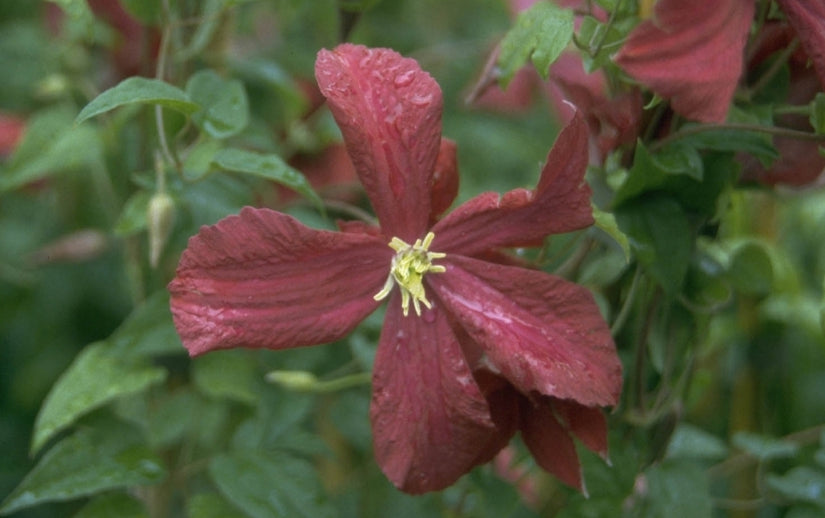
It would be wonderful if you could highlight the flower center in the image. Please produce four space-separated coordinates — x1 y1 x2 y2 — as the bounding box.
373 232 446 317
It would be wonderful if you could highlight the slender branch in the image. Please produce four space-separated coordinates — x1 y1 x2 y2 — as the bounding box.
747 39 800 98
154 0 180 171
610 265 641 335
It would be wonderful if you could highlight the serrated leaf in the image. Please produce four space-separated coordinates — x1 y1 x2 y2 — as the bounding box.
73 493 148 518
497 2 574 87
209 450 334 518
592 205 630 261
31 342 166 455
75 77 200 125
186 69 250 139
2 421 166 515
212 148 323 212
732 431 799 461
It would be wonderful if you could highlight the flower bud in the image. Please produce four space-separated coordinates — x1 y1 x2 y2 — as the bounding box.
147 191 175 268
265 370 319 391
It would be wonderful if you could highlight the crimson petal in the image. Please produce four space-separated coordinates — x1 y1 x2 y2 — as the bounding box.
614 0 754 123
520 397 584 491
430 255 622 407
777 0 825 89
371 295 496 493
169 208 388 356
552 399 609 459
431 112 592 255
429 138 459 223
315 44 442 242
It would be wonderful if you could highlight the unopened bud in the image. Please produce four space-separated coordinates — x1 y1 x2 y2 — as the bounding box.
147 191 175 268
265 370 319 391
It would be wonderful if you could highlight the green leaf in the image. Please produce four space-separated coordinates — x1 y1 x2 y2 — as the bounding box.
109 291 183 358
186 69 250 139
212 148 323 212
592 205 630 261
666 423 729 461
766 467 825 506
633 460 712 518
615 195 692 295
614 142 703 207
729 241 774 296
732 431 799 461
187 493 247 518
192 350 261 405
114 190 152 236
1 106 104 192
497 2 574 87
73 493 148 518
75 77 200 125
49 0 94 35
1 420 166 515
31 342 166 455
679 126 779 164
183 138 223 181
209 450 334 518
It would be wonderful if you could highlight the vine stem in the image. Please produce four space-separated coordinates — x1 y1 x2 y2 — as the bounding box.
154 0 179 171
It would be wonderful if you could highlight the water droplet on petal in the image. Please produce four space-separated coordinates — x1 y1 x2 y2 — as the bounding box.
394 70 415 88
409 93 433 106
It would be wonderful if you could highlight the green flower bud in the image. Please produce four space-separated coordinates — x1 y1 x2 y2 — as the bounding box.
147 191 175 268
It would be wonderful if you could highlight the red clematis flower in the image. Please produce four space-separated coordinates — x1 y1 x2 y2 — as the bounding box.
169 44 622 493
614 0 755 123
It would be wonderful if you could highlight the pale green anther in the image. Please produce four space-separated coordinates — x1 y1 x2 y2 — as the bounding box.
374 231 446 316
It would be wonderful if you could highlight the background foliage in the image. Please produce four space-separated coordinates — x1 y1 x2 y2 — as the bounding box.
2 0 825 516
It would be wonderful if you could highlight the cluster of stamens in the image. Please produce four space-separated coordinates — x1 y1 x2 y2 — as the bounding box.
373 232 446 317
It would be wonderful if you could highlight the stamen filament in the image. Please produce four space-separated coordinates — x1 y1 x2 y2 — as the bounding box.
373 231 446 317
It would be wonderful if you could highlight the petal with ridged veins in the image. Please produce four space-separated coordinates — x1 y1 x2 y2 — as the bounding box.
169 207 389 356
315 44 442 241
614 0 753 122
371 294 496 493
430 255 622 407
431 112 592 255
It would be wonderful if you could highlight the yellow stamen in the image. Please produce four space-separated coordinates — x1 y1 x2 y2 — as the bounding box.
374 231 446 316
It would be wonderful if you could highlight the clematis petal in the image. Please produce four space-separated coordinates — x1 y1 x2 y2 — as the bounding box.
429 138 459 223
552 399 609 459
315 44 442 241
430 255 622 407
169 207 388 356
520 397 584 491
371 295 496 494
431 112 592 256
614 0 754 123
777 0 825 89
